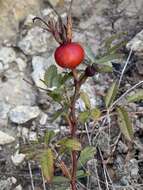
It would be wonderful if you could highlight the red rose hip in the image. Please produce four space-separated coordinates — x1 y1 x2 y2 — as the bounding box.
54 42 84 69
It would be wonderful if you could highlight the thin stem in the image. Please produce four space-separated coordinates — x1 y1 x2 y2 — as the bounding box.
68 69 87 190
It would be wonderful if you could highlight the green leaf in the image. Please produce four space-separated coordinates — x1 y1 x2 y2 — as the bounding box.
58 138 82 151
78 146 96 168
50 109 64 122
90 108 101 121
117 106 134 141
44 131 55 145
53 176 69 183
127 90 143 103
97 65 113 73
48 90 63 103
52 73 63 88
105 82 118 108
85 46 96 63
107 41 126 55
104 32 127 50
76 170 90 179
40 148 54 183
44 65 58 87
96 54 122 67
79 111 90 124
80 91 91 110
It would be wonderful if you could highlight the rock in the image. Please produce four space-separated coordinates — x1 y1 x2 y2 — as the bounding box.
0 101 11 126
87 159 98 189
0 72 36 106
0 131 15 145
11 152 25 166
126 30 143 56
14 185 22 190
18 26 51 55
23 14 36 28
0 47 16 70
15 57 27 72
78 80 98 110
117 141 128 154
92 131 110 156
0 0 42 42
32 55 56 88
29 131 37 141
0 177 17 190
127 159 139 178
39 112 48 125
9 106 40 124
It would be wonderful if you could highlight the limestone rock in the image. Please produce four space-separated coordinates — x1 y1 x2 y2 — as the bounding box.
18 27 51 55
11 152 25 166
0 131 15 145
32 55 56 89
0 47 16 70
126 30 143 56
9 106 40 124
0 0 42 42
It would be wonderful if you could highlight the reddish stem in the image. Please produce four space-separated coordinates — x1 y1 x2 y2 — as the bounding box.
69 69 87 190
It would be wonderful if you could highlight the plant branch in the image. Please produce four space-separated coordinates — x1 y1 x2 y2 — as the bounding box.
68 69 88 190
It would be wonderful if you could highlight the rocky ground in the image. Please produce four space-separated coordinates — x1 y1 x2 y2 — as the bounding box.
0 0 143 189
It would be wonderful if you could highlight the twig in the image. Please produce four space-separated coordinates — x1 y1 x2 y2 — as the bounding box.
118 48 133 87
98 148 110 190
41 168 46 190
28 162 35 190
110 80 143 109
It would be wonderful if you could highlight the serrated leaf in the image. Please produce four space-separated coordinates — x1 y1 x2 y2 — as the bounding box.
96 54 122 67
76 170 90 179
90 108 101 121
79 111 90 124
53 176 69 183
58 138 82 151
85 46 96 63
97 65 113 73
80 91 91 110
44 131 55 145
48 90 63 103
117 106 134 141
105 82 118 108
44 65 57 87
41 149 54 183
127 90 143 103
78 146 96 168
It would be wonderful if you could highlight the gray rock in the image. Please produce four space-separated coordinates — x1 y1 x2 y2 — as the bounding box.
0 177 17 190
0 101 11 126
0 47 16 69
126 30 143 56
32 55 56 88
117 141 128 154
39 112 48 125
15 57 27 72
0 130 15 145
127 159 139 178
0 72 36 106
29 131 37 141
9 106 40 124
18 26 51 55
92 131 110 156
11 152 25 166
0 0 42 42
